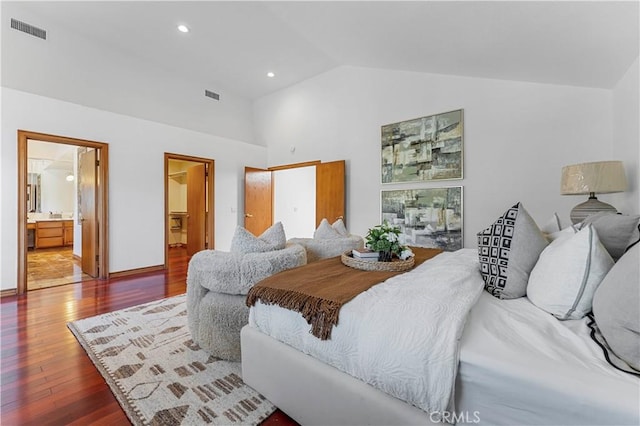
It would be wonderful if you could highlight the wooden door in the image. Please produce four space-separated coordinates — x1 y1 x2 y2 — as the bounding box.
79 149 98 277
316 160 346 226
186 164 206 256
244 167 272 236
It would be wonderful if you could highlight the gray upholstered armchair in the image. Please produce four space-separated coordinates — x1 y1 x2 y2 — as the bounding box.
187 223 306 361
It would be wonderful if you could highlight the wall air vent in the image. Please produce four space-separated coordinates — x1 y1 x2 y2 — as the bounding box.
205 90 220 101
11 18 47 40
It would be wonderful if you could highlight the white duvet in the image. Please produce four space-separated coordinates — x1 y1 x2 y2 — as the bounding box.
249 249 485 414
457 291 640 425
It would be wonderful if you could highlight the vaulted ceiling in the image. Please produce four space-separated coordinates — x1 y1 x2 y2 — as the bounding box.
6 1 639 101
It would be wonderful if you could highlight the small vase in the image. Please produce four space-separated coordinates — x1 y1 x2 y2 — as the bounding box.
378 250 393 262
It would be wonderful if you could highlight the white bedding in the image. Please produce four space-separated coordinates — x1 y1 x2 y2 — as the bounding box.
458 292 640 425
249 249 640 424
249 249 485 414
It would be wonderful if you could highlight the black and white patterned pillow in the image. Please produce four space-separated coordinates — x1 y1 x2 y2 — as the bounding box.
477 202 548 299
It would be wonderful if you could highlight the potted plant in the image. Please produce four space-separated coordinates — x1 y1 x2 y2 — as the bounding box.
364 221 414 262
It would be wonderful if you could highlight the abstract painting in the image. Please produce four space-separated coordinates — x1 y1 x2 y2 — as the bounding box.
382 109 463 183
381 186 463 251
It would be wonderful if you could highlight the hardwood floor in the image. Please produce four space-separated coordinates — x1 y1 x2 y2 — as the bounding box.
1 247 298 425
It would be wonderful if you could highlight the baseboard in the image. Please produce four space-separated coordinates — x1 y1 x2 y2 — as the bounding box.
0 288 17 298
73 254 81 262
109 265 165 279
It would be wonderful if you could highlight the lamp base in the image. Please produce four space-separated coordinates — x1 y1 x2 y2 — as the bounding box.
570 196 617 224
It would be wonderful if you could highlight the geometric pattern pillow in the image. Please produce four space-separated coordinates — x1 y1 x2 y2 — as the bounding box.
477 202 548 299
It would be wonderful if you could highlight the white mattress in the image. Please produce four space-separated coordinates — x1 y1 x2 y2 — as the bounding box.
249 249 640 425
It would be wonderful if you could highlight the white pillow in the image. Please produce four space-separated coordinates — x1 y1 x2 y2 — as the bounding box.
592 242 640 372
314 218 342 239
527 224 614 320
539 212 562 235
547 224 580 242
582 212 640 261
230 222 286 253
259 221 286 249
332 218 348 236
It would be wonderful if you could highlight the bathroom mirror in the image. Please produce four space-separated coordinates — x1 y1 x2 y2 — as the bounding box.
27 173 41 213
28 141 76 216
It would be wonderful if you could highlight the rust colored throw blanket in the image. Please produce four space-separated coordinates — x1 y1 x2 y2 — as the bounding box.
246 247 442 340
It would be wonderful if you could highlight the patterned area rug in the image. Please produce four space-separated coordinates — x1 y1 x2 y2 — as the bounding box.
68 294 275 425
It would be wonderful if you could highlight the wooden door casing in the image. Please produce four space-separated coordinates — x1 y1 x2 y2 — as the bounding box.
243 160 346 236
17 131 109 295
163 153 214 269
244 167 273 236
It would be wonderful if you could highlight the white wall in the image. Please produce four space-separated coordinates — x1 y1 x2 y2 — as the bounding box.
611 57 640 215
255 66 615 245
273 166 316 238
1 87 267 290
1 2 256 146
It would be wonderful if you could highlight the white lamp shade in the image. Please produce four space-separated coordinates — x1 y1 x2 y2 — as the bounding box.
561 161 627 195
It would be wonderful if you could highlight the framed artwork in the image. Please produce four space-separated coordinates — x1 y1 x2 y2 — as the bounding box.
381 109 463 183
381 186 463 251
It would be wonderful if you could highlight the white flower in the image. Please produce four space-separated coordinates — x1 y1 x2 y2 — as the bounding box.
400 248 414 260
386 232 398 242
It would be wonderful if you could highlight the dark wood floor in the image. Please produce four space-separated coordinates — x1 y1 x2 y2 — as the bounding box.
1 247 298 425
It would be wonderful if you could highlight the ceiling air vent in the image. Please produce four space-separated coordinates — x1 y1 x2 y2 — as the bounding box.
11 18 47 40
205 90 220 101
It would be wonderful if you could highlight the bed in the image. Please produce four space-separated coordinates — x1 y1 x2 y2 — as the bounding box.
241 210 640 425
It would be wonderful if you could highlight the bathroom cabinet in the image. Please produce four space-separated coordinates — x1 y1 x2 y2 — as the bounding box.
35 220 74 248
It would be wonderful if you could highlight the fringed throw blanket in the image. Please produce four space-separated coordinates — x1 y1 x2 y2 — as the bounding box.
246 247 442 340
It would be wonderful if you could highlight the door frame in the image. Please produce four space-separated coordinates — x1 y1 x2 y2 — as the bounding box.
245 160 351 235
17 130 109 294
164 153 215 266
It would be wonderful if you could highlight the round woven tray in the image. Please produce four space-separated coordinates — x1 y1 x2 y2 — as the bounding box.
341 250 415 272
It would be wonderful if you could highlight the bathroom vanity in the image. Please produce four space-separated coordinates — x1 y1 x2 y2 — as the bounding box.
30 220 74 249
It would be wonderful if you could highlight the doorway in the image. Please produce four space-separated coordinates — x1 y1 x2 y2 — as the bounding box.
244 160 346 236
164 153 214 266
26 140 91 290
17 130 109 295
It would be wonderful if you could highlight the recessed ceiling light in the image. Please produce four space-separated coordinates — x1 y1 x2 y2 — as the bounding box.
177 24 189 33
267 72 275 78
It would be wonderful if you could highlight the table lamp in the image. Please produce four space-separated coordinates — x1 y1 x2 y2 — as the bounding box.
561 160 627 224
